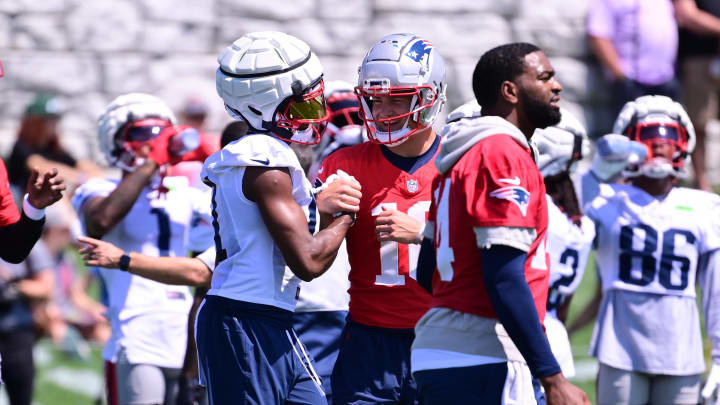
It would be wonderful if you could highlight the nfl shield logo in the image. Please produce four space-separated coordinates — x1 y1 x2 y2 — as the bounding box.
406 179 419 193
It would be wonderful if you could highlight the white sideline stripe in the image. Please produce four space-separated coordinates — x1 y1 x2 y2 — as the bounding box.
569 359 599 382
43 367 104 398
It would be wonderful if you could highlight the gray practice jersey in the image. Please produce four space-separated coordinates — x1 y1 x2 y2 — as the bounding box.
586 184 720 375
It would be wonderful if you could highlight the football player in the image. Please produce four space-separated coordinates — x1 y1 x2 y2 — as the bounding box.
532 109 595 379
72 93 213 405
412 43 589 404
585 95 720 405
314 33 446 405
196 31 357 405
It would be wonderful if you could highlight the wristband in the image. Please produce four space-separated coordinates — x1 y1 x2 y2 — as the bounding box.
333 211 356 226
119 252 131 271
22 194 45 221
414 223 426 245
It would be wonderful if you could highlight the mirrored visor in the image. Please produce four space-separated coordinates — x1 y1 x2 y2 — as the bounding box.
638 125 680 142
289 94 326 121
125 118 172 142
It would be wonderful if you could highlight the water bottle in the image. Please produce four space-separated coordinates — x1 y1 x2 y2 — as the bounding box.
168 126 201 157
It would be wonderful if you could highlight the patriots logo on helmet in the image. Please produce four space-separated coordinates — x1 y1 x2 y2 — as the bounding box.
489 186 530 216
405 40 433 63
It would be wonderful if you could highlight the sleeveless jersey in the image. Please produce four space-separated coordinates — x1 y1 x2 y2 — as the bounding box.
201 134 316 312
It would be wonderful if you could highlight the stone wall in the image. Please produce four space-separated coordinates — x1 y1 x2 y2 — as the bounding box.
0 0 629 168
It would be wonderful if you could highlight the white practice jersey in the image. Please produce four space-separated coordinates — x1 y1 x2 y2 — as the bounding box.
295 240 350 313
201 134 316 312
586 185 720 374
544 196 595 377
545 195 595 318
73 176 213 368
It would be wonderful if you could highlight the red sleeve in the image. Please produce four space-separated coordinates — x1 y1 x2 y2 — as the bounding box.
463 137 540 229
317 151 339 184
0 159 20 227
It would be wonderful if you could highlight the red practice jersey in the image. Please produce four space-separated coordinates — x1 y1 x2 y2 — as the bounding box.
0 159 20 227
428 134 550 322
319 142 436 329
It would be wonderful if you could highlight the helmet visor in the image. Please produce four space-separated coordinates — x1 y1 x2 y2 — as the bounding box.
124 118 172 142
638 124 680 143
288 94 326 121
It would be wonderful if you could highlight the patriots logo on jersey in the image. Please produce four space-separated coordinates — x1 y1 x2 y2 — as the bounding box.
405 40 432 63
490 186 530 216
406 179 419 193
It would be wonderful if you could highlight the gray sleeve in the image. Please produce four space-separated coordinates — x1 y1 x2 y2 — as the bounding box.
699 249 720 365
26 241 54 275
473 226 537 252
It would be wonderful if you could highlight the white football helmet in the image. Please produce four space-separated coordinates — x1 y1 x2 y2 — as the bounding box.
613 95 695 179
98 93 176 171
216 31 329 145
532 108 590 177
356 33 446 145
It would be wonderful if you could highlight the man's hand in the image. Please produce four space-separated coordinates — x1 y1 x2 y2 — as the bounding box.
590 133 647 182
703 363 720 404
541 373 590 405
26 167 66 209
78 236 124 269
315 177 362 216
375 207 423 244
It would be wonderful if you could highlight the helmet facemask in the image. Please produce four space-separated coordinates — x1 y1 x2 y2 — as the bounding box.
624 120 689 179
112 117 172 172
355 78 438 146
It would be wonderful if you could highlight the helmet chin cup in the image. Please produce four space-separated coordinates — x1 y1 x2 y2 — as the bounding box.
625 157 678 179
372 127 412 146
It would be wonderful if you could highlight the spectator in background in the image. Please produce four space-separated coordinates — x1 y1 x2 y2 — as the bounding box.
7 94 103 193
587 0 680 121
676 0 720 191
33 203 109 358
180 97 209 132
0 236 55 405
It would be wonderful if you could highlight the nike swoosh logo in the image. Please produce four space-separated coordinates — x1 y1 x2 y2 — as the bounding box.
499 176 521 185
250 158 270 165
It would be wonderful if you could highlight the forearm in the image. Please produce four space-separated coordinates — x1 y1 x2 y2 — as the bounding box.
0 212 44 263
481 245 561 378
588 36 625 80
85 160 156 237
127 253 211 286
295 214 353 281
675 0 720 36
